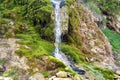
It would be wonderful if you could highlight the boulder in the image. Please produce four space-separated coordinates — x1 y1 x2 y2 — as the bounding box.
29 73 45 80
0 77 13 80
4 77 13 80
50 78 73 80
116 70 120 75
56 71 68 78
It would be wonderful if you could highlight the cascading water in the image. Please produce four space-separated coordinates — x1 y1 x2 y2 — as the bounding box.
54 0 61 58
51 0 71 67
51 0 86 75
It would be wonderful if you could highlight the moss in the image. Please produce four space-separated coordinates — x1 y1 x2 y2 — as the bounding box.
2 67 17 80
0 18 8 24
102 28 120 53
48 56 66 68
42 71 51 78
64 3 84 49
4 31 14 38
15 25 54 58
94 67 114 79
15 36 54 58
66 0 75 6
0 58 4 66
85 1 102 15
61 44 85 63
83 64 114 80
83 65 105 79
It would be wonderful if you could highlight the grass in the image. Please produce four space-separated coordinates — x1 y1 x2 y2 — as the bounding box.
94 67 114 79
15 26 54 58
102 28 120 53
42 71 51 78
85 1 102 15
2 68 17 80
83 64 114 80
61 44 85 63
0 58 4 66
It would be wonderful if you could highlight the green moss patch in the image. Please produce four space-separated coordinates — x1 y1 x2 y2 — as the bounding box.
94 67 114 79
61 44 85 63
103 28 120 53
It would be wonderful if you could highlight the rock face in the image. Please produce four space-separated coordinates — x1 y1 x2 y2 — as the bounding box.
0 38 30 80
63 2 118 70
116 14 120 33
29 73 45 80
107 13 120 33
51 6 68 35
49 71 76 80
0 38 66 80
0 39 29 70
56 71 68 78
0 76 13 80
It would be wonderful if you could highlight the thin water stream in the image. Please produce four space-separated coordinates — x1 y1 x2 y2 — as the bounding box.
51 0 85 75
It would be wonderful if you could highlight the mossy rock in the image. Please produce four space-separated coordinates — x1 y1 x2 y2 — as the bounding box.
47 56 66 70
94 67 114 79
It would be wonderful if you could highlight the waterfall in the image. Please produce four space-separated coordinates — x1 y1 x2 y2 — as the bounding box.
54 0 61 58
51 0 70 66
51 0 86 75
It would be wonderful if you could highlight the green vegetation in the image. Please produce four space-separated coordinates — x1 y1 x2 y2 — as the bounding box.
42 71 51 78
15 28 54 58
103 28 120 53
0 0 118 79
84 65 114 80
0 0 55 57
85 1 102 15
85 0 120 14
0 58 4 66
66 0 75 5
94 67 114 79
61 44 84 63
98 0 120 14
2 68 17 80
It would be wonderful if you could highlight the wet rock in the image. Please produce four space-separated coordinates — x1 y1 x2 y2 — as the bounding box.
56 71 68 78
51 6 68 35
72 67 85 75
29 73 45 80
70 65 86 75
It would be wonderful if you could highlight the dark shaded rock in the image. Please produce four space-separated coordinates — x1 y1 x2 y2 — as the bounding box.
51 0 65 8
70 65 86 75
60 0 65 8
72 67 86 75
0 65 6 72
